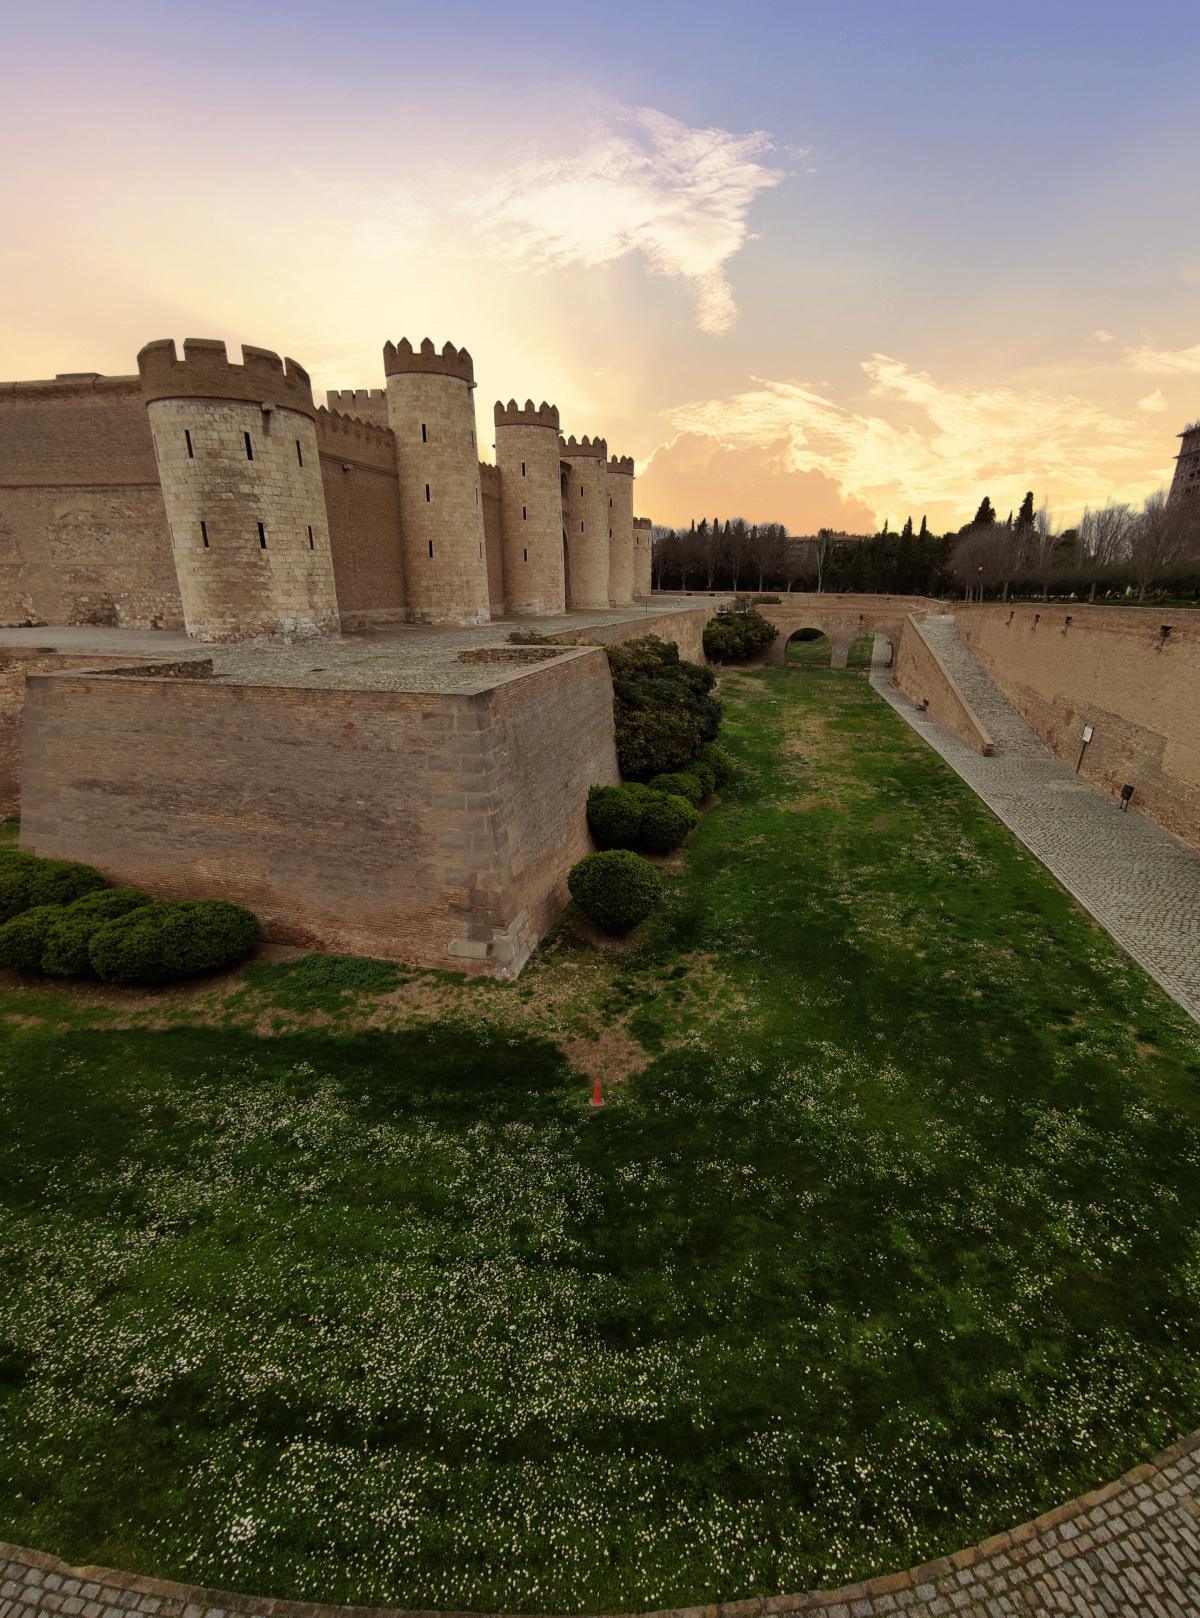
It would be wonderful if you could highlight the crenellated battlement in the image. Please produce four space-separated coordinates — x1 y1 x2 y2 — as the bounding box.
383 338 475 387
495 399 560 431
314 406 397 470
558 433 608 460
479 461 501 496
326 388 386 412
607 454 635 476
137 338 316 418
634 516 652 530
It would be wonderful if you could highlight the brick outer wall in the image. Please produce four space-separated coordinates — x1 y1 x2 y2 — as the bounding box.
315 411 405 624
19 650 618 975
0 381 181 629
957 602 1200 847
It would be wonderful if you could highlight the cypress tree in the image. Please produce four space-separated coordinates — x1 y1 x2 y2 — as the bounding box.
973 497 996 527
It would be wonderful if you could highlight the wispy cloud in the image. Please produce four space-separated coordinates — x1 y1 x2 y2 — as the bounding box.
461 105 786 335
656 355 1159 524
1092 329 1116 343
1137 389 1169 414
1125 338 1200 374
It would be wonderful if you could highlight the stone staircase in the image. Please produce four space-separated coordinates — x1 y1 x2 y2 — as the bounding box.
916 612 1046 759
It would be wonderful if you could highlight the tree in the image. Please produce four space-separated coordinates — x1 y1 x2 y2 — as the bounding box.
1076 503 1133 600
1015 491 1035 532
973 496 997 527
900 515 914 541
1128 491 1192 600
918 515 928 539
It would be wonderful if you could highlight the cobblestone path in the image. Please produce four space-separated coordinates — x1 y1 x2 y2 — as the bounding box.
871 618 1200 1023
3 1435 1199 1616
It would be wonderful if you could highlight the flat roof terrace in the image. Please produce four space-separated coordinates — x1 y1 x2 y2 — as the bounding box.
0 599 710 695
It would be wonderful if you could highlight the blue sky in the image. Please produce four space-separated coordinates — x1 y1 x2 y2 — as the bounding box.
3 0 1198 529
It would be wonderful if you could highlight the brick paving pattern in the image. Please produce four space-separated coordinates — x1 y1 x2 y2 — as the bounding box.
872 616 1200 1024
2 1435 1198 1617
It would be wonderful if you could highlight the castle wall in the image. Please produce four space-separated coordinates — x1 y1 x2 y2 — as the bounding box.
480 463 506 615
0 377 182 629
955 603 1200 848
19 648 620 975
325 389 388 430
315 407 405 625
561 438 610 609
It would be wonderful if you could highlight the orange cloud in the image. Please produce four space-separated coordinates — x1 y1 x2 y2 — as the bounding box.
637 432 875 533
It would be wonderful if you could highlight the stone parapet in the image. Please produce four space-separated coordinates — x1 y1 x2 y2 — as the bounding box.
137 339 316 419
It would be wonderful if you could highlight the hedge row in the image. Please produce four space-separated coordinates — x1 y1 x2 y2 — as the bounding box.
0 849 260 984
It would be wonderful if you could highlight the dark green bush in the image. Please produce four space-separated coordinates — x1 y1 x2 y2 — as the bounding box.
90 899 261 985
703 605 779 663
0 906 67 973
0 856 108 924
42 887 154 978
690 760 717 799
567 850 663 934
586 784 645 850
697 742 735 787
648 770 704 807
606 637 721 779
637 792 698 855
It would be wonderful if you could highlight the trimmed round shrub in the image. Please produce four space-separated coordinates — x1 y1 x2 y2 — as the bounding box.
42 887 154 978
0 856 107 923
697 742 735 787
90 899 261 985
689 760 717 800
586 784 645 850
702 620 741 661
567 850 662 935
638 792 698 855
648 770 704 807
0 905 67 973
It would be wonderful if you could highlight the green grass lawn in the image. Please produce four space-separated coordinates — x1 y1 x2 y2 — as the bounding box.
2 668 1200 1612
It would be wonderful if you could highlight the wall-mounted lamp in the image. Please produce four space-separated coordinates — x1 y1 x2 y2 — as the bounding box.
1119 783 1135 811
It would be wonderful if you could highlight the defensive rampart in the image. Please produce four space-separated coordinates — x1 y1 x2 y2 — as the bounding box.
19 648 620 975
955 602 1200 848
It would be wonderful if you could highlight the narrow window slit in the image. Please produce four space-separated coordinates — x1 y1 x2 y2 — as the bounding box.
200 521 209 548
296 439 303 467
307 525 314 550
244 432 254 461
185 430 194 458
257 522 267 549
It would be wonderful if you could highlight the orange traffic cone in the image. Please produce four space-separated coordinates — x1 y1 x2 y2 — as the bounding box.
589 1077 605 1108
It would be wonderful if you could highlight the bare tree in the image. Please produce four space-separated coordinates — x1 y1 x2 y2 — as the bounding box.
1076 503 1133 600
1128 491 1191 600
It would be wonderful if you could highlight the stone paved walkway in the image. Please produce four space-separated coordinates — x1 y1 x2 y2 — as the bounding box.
871 618 1200 1024
3 1434 1199 1616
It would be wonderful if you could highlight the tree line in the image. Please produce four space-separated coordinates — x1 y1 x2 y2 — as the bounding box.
651 485 1200 603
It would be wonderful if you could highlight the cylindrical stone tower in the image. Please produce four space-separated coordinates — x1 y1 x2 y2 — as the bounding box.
560 434 610 610
606 454 635 607
383 338 490 625
138 338 340 642
495 399 565 616
634 517 653 600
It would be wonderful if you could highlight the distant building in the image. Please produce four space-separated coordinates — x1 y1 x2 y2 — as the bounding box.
1169 420 1200 504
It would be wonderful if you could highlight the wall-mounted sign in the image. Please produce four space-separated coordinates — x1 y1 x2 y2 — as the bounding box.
1082 725 1094 743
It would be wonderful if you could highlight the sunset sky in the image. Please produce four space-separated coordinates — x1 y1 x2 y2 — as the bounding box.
3 0 1199 533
